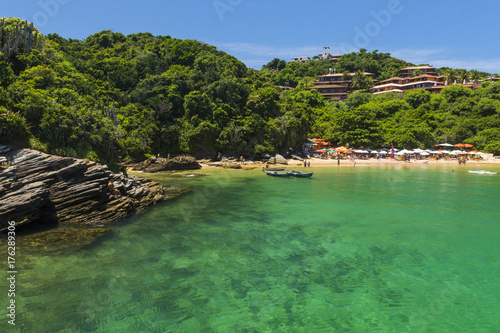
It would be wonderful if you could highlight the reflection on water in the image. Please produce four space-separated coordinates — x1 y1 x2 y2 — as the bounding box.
2 166 500 332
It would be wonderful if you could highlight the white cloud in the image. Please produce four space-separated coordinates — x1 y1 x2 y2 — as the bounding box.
388 48 446 65
389 48 500 73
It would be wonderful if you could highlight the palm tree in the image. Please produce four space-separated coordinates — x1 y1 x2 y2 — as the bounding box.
412 69 422 77
469 70 481 84
458 70 469 84
445 69 456 85
351 70 374 91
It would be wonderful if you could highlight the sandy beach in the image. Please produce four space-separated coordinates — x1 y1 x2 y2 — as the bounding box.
224 157 500 169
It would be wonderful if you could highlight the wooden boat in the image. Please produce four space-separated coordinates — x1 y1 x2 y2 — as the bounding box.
290 170 314 177
266 171 291 177
264 167 286 171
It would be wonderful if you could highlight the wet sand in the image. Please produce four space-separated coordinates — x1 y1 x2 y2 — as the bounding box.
202 157 500 169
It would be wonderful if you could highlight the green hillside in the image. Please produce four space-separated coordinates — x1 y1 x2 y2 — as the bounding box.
1 18 500 167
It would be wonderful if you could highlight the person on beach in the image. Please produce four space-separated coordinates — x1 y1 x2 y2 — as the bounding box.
107 180 121 198
307 161 311 167
239 155 244 164
304 160 307 167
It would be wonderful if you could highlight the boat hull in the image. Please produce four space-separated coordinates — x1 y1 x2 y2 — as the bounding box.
264 167 286 171
291 170 313 177
266 171 291 177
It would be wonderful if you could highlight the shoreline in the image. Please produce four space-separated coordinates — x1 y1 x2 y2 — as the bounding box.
199 157 500 170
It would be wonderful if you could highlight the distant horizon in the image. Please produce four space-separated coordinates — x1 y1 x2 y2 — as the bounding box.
3 0 500 73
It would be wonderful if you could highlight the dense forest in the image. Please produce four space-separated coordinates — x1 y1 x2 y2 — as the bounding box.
1 17 500 168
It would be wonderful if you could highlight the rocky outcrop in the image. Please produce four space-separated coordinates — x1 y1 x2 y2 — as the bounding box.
124 155 201 173
205 156 242 169
266 154 288 165
0 148 169 232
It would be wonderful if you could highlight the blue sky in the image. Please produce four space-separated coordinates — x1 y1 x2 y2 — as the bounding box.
3 0 500 73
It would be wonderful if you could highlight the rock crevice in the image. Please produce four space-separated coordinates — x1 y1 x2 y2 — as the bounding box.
0 148 167 232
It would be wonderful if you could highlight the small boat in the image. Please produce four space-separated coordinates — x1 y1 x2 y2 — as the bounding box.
266 171 291 177
468 170 497 175
290 170 314 177
264 167 286 171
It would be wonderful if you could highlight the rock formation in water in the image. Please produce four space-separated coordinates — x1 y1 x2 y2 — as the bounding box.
123 155 202 173
0 147 168 232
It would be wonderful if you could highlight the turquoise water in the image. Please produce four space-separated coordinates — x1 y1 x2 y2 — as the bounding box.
2 165 500 332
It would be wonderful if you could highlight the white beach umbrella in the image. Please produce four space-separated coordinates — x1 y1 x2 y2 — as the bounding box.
370 150 379 154
432 151 443 154
413 149 424 153
379 151 388 155
420 152 430 156
449 152 457 155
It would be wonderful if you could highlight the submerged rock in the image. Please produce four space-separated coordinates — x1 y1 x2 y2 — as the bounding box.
18 227 113 252
0 148 167 232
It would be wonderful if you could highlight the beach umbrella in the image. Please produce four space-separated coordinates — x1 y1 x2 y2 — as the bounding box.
432 151 443 154
463 144 474 148
379 151 388 155
370 151 379 154
454 143 466 147
449 152 457 155
413 149 424 153
420 152 430 156
457 151 467 155
439 143 455 147
322 148 329 151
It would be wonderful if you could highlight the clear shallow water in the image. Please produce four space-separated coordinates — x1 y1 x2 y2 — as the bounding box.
2 165 500 332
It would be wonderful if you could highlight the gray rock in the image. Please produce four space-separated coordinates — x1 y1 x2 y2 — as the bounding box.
274 154 288 165
128 155 201 172
0 148 168 232
291 155 304 161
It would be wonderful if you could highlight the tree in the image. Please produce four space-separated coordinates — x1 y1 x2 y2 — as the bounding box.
350 70 374 91
445 69 456 85
458 70 469 85
405 89 431 108
411 69 422 77
469 70 481 84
